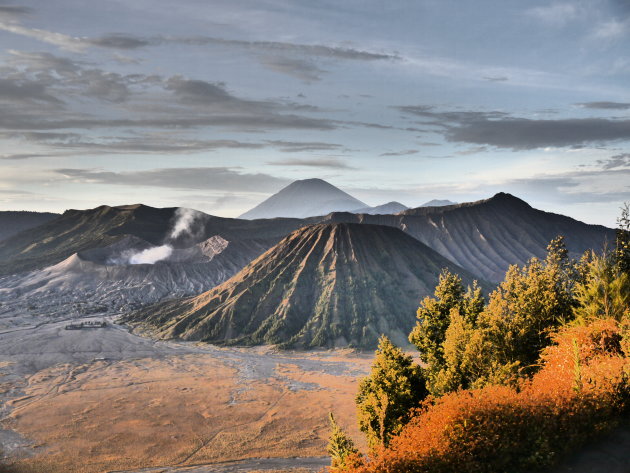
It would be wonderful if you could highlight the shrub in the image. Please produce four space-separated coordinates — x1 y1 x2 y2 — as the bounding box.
340 319 630 473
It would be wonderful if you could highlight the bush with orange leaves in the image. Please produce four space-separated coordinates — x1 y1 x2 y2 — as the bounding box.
340 318 629 473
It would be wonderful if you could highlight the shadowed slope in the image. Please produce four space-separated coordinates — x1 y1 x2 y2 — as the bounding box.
323 193 614 282
0 211 59 242
126 223 485 349
0 205 177 276
0 204 308 276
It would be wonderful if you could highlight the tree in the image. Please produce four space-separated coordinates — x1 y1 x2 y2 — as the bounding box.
573 250 630 323
459 238 576 386
356 336 427 448
616 202 630 275
328 412 360 471
409 270 484 393
431 307 477 394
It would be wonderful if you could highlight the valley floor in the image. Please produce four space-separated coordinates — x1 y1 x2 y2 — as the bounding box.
0 317 371 473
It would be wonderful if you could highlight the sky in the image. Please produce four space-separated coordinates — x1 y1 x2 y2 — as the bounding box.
0 0 629 226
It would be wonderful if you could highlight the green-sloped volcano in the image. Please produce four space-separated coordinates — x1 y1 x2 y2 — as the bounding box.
126 223 485 349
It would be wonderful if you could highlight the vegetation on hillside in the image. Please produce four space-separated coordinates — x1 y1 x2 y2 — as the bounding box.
329 204 630 473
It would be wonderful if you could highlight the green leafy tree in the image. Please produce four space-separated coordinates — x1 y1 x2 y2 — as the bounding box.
431 307 477 394
356 336 427 448
616 202 630 275
409 271 484 393
573 250 630 323
459 237 577 386
328 412 359 471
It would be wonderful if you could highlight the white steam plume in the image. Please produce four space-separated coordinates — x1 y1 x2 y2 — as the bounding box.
128 244 173 264
169 208 202 240
122 207 203 265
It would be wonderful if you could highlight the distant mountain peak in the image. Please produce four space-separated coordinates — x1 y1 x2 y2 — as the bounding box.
486 192 531 208
421 199 457 207
354 201 408 215
239 178 367 219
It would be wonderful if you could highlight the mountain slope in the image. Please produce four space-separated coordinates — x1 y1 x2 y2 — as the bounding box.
239 178 367 219
0 204 309 276
354 201 408 215
0 235 269 318
0 211 59 242
0 193 614 285
0 204 177 276
322 193 615 282
421 199 456 207
126 223 485 349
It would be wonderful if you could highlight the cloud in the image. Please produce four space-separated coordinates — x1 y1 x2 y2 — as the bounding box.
0 9 397 81
3 131 349 156
265 140 343 152
0 113 336 132
161 36 399 62
0 21 85 52
398 105 630 149
446 118 630 149
496 169 630 205
0 153 51 160
39 136 266 154
379 149 419 157
85 34 152 49
165 76 236 105
592 19 629 39
483 76 508 82
0 5 31 17
3 50 154 104
455 146 488 155
54 167 290 192
0 12 398 79
0 77 63 105
259 56 324 82
0 52 336 134
576 101 630 110
526 3 580 26
596 153 630 169
267 157 354 169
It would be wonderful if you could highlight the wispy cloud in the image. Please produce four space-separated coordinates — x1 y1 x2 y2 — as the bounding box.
259 56 324 82
0 12 399 80
0 52 336 134
526 3 580 26
266 140 344 153
267 157 354 169
379 149 419 157
0 153 51 160
596 153 630 169
398 105 630 149
55 167 290 192
592 18 629 40
576 101 630 110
